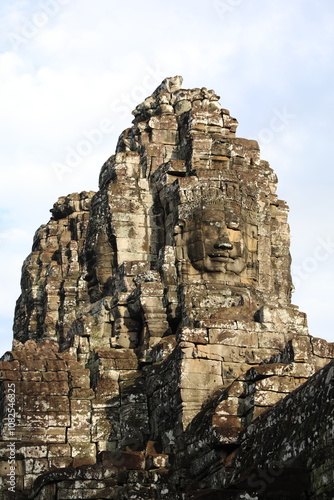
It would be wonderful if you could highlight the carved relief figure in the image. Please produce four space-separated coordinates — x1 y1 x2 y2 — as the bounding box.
175 185 258 285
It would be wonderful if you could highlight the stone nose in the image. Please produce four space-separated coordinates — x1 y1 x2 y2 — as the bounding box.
214 241 233 250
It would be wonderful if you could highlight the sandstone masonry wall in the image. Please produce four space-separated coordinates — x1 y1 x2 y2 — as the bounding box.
0 77 333 499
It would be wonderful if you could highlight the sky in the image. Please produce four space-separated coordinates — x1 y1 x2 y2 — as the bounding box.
1 0 334 354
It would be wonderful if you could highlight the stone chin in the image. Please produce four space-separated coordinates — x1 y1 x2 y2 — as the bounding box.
226 258 247 275
192 256 247 275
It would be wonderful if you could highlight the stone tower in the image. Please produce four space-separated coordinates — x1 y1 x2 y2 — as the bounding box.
0 77 333 499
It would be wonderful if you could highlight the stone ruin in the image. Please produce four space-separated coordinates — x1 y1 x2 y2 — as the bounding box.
0 76 334 499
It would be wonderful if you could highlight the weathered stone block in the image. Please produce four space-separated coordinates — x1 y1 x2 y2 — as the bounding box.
222 362 249 382
195 344 226 361
254 390 286 407
70 388 94 399
0 370 21 381
146 454 169 469
48 443 71 457
72 443 96 467
178 327 208 344
0 361 20 371
291 337 313 362
92 416 112 441
0 460 14 476
25 457 49 474
16 444 47 458
49 457 73 469
45 427 66 442
67 429 91 444
42 371 68 382
24 473 36 490
29 395 69 413
48 412 71 427
98 450 145 470
69 370 90 388
243 347 280 364
180 388 211 403
179 372 222 390
208 329 259 347
257 331 287 349
22 371 42 381
311 337 334 359
181 358 221 375
149 115 178 130
93 379 119 399
20 359 47 372
57 486 120 499
46 360 68 371
256 375 307 393
22 413 49 427
70 399 91 413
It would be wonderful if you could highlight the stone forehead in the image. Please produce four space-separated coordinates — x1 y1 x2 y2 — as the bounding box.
185 185 225 204
177 184 243 221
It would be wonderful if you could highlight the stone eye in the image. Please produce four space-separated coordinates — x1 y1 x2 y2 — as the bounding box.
226 215 240 229
205 221 222 228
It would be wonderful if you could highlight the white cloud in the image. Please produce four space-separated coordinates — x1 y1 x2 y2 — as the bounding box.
1 0 334 351
0 321 13 357
0 228 29 241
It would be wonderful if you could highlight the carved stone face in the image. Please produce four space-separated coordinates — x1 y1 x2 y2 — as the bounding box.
182 206 258 279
